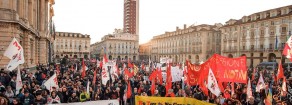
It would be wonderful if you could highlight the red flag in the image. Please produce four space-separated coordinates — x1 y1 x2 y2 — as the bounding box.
277 62 284 81
81 58 86 78
151 79 156 95
283 35 292 62
149 70 157 81
127 81 132 99
157 68 163 85
183 67 189 87
165 63 172 93
141 63 145 71
93 68 97 85
128 60 133 68
99 61 103 68
124 68 133 79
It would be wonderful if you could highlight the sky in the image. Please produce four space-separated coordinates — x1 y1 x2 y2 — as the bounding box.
53 0 292 44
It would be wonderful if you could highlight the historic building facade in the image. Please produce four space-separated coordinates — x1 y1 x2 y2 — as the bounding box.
0 0 55 69
139 41 151 61
53 32 90 62
221 5 292 67
147 24 222 63
90 29 139 61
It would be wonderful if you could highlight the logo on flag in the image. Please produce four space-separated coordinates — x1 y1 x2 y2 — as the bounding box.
4 38 25 71
44 73 59 91
207 68 221 96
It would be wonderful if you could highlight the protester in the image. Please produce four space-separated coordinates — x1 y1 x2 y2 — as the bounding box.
0 59 290 105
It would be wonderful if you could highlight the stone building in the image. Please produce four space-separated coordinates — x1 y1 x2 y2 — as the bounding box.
147 24 222 63
53 32 90 62
139 41 151 61
0 0 55 69
90 29 139 61
221 5 292 67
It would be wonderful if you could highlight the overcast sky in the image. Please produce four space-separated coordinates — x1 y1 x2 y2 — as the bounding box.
53 0 292 44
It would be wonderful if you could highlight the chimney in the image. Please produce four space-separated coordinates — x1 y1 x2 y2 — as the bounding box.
184 24 187 29
176 26 179 31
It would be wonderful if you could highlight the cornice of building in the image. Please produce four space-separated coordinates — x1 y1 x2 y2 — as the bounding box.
55 32 91 38
222 5 292 28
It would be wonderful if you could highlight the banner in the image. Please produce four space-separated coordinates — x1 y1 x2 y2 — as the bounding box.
135 96 214 105
186 60 204 85
50 100 119 105
171 66 183 82
212 54 247 83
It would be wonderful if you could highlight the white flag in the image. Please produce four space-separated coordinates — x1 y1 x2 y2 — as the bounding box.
281 77 287 95
256 73 265 92
4 38 25 71
44 73 58 91
101 63 110 85
207 68 221 96
247 78 252 101
16 67 22 95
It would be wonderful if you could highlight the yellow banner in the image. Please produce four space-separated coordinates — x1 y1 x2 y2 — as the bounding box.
135 96 215 105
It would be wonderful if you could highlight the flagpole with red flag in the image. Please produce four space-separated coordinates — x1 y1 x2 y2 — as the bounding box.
277 61 284 81
126 80 132 99
165 63 172 94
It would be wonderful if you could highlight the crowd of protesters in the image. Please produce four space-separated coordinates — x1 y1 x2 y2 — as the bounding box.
0 59 291 105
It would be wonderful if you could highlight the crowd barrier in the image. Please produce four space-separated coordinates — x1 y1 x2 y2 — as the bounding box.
135 96 215 105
